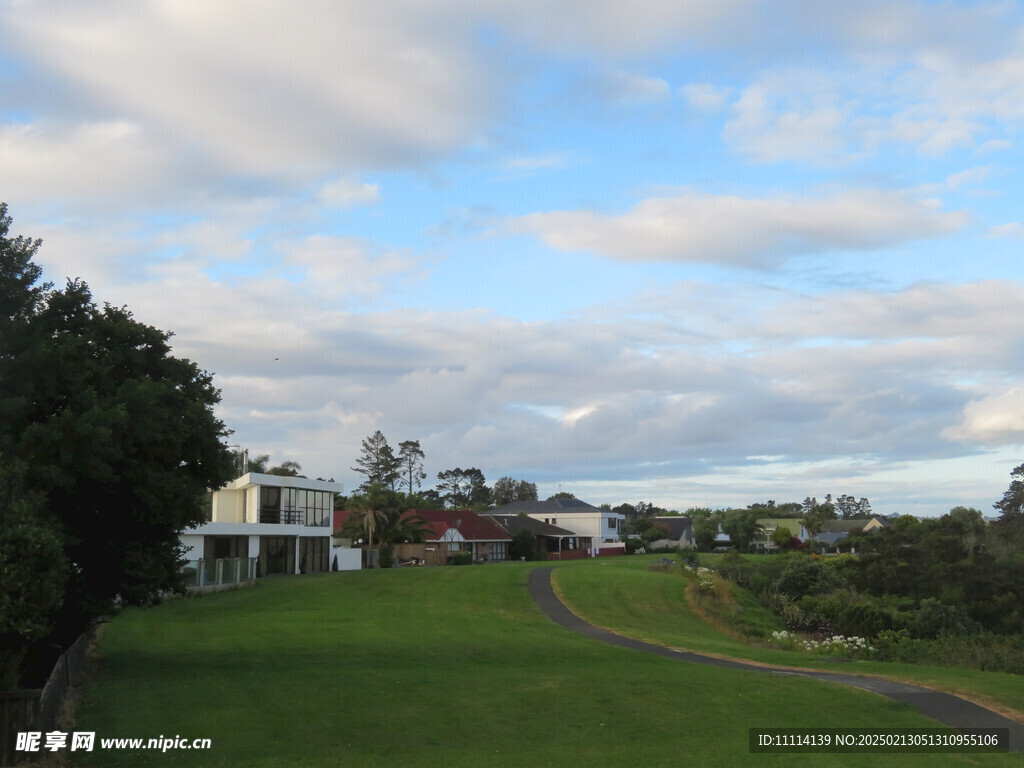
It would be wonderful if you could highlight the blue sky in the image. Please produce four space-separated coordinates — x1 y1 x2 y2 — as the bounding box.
3 0 1024 515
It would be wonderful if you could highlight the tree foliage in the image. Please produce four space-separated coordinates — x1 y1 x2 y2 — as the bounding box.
692 515 720 551
509 528 539 561
341 484 432 568
491 476 538 506
351 430 400 491
266 460 302 477
0 463 68 688
397 440 427 496
801 500 837 538
0 204 236 672
720 509 763 552
993 463 1024 545
246 453 270 473
436 467 488 509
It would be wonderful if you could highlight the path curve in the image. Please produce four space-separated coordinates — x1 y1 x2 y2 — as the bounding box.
528 567 1024 754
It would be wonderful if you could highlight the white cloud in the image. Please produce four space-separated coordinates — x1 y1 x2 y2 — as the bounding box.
599 70 672 105
281 235 424 306
724 72 852 163
943 388 1024 444
0 120 174 206
5 1 489 179
681 83 731 112
987 222 1024 239
318 178 380 209
509 189 965 267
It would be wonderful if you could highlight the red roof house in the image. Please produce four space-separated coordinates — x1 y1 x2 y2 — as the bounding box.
334 508 512 563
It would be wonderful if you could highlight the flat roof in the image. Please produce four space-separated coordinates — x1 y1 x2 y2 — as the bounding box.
222 472 345 494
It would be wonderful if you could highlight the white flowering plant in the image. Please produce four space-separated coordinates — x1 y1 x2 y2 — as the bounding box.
769 629 876 657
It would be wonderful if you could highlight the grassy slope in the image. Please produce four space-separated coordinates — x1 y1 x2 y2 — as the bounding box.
553 556 1024 720
71 562 1023 767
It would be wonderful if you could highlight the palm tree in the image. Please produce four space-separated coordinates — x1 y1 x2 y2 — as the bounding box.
246 453 270 473
372 510 433 567
345 483 397 568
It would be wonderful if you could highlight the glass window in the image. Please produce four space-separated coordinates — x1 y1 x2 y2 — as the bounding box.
261 487 280 509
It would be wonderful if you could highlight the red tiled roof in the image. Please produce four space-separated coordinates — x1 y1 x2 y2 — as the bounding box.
407 509 511 542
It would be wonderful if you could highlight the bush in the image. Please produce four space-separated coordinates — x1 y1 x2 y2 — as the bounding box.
510 529 538 561
907 598 982 639
623 538 647 555
446 551 473 566
776 555 840 597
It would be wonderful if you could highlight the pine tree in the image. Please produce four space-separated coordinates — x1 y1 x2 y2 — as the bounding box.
351 430 400 491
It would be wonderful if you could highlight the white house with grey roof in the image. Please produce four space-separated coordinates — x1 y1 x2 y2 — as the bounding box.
492 498 625 549
180 472 360 586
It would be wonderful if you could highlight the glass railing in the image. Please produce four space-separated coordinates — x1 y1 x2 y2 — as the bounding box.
182 558 258 590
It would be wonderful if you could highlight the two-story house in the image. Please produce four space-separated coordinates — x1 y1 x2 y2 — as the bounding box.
180 472 359 577
492 498 625 552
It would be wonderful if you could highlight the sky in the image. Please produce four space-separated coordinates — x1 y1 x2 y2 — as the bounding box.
3 1 1024 516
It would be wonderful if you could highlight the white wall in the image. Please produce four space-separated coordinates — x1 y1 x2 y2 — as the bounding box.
330 546 362 571
527 512 624 544
180 534 204 559
211 488 244 523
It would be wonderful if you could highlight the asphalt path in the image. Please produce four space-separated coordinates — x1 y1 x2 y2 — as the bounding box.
527 567 1024 755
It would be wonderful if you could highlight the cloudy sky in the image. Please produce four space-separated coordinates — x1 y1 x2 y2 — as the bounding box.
4 1 1024 516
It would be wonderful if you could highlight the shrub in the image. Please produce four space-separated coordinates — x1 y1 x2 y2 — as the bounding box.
907 598 982 639
776 554 840 597
510 529 538 561
623 538 647 555
446 551 473 566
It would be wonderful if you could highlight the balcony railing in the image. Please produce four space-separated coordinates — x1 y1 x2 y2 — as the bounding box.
258 509 305 525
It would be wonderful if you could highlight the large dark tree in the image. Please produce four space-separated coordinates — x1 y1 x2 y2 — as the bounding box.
0 462 68 688
397 440 426 496
436 467 488 509
0 204 235 666
490 476 538 506
351 430 400 491
993 463 1024 545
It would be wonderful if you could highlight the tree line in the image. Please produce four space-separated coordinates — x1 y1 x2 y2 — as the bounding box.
345 429 538 510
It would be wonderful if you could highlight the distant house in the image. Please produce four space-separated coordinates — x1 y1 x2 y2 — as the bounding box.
180 472 359 581
335 508 512 565
647 516 694 550
414 509 513 563
493 498 626 551
815 517 888 551
484 514 584 556
754 518 808 551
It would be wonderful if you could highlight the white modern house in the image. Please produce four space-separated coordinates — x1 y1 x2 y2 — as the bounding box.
180 472 360 583
493 498 626 551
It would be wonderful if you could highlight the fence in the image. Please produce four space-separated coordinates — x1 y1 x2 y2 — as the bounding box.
1 627 95 767
182 557 258 592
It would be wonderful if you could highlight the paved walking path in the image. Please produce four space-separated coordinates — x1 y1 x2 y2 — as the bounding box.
527 567 1024 754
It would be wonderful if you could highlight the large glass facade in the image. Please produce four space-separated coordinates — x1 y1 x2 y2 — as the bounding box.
259 487 282 523
258 486 332 526
282 488 332 527
299 536 329 573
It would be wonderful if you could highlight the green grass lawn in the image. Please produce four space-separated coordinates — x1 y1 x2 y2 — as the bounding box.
553 556 1024 719
70 560 1024 767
